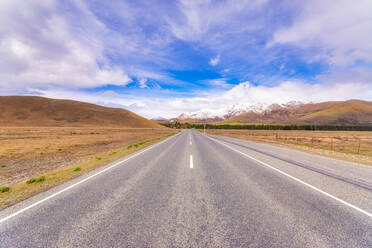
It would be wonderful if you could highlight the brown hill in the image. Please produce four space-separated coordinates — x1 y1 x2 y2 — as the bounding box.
0 96 162 128
228 100 372 125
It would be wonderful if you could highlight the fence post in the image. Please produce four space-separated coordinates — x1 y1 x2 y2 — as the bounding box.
357 138 361 154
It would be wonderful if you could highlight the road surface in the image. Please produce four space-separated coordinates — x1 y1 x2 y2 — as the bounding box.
0 129 371 247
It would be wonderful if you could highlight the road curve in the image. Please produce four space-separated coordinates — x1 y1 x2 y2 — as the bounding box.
0 129 371 247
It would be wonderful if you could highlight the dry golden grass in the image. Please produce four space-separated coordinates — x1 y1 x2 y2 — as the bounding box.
0 96 163 128
0 127 175 185
0 127 177 210
205 129 372 166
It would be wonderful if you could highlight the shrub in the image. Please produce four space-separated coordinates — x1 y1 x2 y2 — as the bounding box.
73 167 81 172
26 176 46 184
0 186 10 193
96 157 102 160
0 164 6 168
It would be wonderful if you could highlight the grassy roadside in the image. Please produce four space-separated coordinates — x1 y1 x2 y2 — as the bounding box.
0 132 178 210
202 129 372 166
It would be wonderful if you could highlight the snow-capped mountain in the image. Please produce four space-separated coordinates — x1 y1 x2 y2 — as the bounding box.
177 101 305 121
177 103 271 120
155 100 372 125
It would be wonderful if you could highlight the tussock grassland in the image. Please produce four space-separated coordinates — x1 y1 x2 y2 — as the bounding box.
0 127 177 210
205 129 372 166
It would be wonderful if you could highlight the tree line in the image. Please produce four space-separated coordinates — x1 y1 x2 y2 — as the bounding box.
162 122 372 131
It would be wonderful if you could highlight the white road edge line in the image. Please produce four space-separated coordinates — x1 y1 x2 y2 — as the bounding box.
190 154 194 168
0 132 181 224
207 135 372 218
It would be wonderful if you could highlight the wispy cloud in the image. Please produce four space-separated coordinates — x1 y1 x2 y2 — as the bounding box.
138 78 148 88
167 0 268 41
209 55 220 66
270 0 372 66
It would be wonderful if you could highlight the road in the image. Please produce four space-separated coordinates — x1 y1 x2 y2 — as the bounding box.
0 129 371 247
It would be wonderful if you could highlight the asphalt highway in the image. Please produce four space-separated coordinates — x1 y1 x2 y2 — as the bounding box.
0 129 371 247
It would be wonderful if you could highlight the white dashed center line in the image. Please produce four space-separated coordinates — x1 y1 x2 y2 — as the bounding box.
190 154 193 169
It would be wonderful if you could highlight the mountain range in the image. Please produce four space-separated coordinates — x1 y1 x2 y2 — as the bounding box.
2 96 371 127
160 100 372 125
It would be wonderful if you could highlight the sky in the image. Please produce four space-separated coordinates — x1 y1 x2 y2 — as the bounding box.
1 0 372 118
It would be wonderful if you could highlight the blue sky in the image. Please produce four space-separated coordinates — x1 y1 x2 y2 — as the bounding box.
1 0 372 118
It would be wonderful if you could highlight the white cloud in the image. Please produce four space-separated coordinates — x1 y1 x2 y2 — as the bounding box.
179 81 372 118
30 80 372 119
0 0 131 90
209 55 220 66
223 81 370 104
101 90 118 96
138 78 148 88
271 0 372 66
168 0 268 41
204 78 231 88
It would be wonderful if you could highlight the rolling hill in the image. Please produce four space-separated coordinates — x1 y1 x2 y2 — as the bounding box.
227 100 372 125
0 96 162 128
